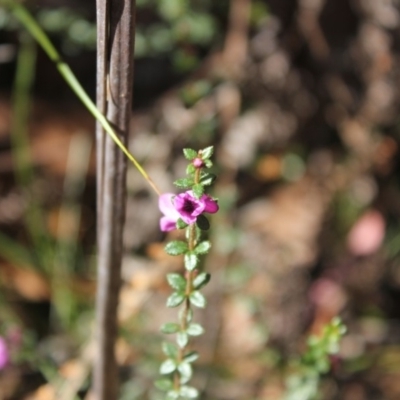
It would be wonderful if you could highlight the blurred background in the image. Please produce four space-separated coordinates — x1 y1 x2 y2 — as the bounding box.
0 0 400 399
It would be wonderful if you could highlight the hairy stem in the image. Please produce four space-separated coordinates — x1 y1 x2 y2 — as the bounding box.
174 167 202 391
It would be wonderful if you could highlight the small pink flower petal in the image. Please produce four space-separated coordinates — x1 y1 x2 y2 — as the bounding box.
159 193 181 231
159 193 179 217
160 216 177 232
202 195 219 214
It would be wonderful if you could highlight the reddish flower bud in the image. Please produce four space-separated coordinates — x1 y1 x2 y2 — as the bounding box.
193 158 204 168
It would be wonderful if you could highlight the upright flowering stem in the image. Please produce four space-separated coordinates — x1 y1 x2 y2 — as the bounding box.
157 147 218 399
173 174 200 391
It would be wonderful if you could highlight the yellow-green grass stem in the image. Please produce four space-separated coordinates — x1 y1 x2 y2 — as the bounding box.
4 0 161 196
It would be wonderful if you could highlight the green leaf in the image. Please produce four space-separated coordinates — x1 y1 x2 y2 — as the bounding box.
179 306 193 324
187 323 204 336
200 173 216 186
174 177 194 189
177 331 189 348
184 252 198 271
161 322 180 334
155 378 173 391
192 183 204 198
183 351 199 363
176 217 188 230
316 358 330 374
165 241 188 256
166 292 186 308
166 390 180 400
186 163 196 175
189 291 206 308
196 214 210 230
194 241 211 255
200 146 214 159
178 362 193 382
162 342 179 358
167 273 186 291
327 341 340 355
204 159 213 168
180 386 199 398
183 148 198 160
193 272 211 289
160 359 177 374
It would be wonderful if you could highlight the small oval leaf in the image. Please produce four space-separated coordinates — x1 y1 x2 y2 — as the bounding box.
174 177 194 189
194 241 211 255
155 378 173 391
167 273 186 291
165 241 188 256
187 323 204 336
189 291 206 308
176 331 189 348
180 386 199 398
192 183 204 199
186 164 196 175
184 252 198 271
161 322 180 334
176 218 188 229
183 148 198 160
193 272 211 289
200 146 214 160
162 342 178 358
166 390 180 400
166 292 185 308
178 362 193 382
196 214 210 230
179 306 193 324
183 351 199 363
200 173 216 186
204 159 213 168
160 359 177 374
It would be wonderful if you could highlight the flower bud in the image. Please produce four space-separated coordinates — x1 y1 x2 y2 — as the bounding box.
193 158 203 168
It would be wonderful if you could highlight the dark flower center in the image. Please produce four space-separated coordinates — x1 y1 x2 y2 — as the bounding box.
183 199 195 213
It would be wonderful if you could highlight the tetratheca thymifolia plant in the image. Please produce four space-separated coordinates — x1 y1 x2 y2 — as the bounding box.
155 146 218 399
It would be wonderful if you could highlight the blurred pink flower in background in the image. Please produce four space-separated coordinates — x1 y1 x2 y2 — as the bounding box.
0 337 9 370
347 210 385 256
309 278 347 334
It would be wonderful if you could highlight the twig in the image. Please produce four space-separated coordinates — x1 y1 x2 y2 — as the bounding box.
222 0 251 77
297 0 330 60
94 0 136 399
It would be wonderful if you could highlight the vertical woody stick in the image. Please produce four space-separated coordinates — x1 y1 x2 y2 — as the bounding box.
95 1 135 399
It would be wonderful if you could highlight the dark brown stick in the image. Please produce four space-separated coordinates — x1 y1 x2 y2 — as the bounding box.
94 1 135 399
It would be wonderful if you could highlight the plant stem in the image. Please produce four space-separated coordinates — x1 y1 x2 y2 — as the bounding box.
174 167 202 391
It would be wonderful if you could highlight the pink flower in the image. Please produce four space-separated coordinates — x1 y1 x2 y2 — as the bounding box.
0 337 9 370
347 210 385 256
159 193 182 232
159 191 219 232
